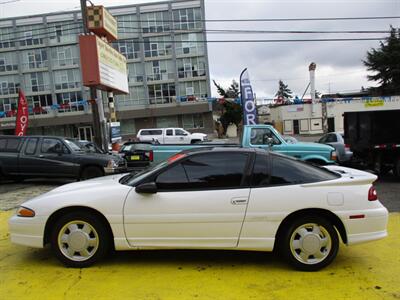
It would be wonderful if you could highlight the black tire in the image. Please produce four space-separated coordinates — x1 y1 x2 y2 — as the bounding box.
80 166 103 180
50 212 111 268
280 215 339 271
190 139 201 144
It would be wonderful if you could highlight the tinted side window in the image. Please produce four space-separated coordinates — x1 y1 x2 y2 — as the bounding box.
182 153 248 189
156 163 189 189
175 129 186 136
41 139 63 154
270 155 339 185
166 129 173 136
250 128 281 145
0 138 7 151
4 138 20 152
25 138 38 155
251 153 270 187
153 130 162 135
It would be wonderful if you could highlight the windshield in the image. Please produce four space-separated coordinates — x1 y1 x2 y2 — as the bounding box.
119 160 168 186
65 139 84 152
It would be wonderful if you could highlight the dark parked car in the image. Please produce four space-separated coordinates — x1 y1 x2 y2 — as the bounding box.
0 136 127 181
119 142 153 170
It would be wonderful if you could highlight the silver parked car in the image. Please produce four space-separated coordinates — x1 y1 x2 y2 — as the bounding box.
318 132 353 163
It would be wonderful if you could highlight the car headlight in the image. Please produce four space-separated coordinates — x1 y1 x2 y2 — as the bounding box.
107 159 119 169
16 206 35 217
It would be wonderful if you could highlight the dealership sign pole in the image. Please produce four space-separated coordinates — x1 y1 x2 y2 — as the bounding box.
15 89 29 136
240 68 258 125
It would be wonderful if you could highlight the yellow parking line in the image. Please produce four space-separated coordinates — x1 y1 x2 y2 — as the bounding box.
1 210 399 300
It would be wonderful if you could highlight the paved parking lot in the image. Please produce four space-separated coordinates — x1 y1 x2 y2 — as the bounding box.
0 175 399 299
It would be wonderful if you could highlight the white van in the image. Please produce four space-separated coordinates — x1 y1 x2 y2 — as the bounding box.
136 128 208 144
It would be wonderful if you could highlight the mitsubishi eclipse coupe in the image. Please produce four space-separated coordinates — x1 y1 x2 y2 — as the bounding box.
9 148 388 271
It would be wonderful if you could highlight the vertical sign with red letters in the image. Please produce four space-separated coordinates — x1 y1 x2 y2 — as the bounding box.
15 89 29 136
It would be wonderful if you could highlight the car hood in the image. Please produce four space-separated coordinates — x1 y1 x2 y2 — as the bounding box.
47 173 128 194
281 142 334 152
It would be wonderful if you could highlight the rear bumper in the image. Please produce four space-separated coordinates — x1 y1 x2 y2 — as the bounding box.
341 207 389 245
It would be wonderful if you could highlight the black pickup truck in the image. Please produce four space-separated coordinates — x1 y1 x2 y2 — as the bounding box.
0 136 127 181
344 109 400 177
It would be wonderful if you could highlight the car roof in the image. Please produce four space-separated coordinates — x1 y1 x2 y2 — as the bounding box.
182 146 258 155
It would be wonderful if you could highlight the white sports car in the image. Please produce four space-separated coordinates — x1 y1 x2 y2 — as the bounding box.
9 148 388 271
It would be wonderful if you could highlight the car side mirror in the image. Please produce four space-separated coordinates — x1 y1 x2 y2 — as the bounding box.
135 182 157 194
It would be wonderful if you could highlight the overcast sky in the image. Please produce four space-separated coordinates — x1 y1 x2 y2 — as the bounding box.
1 0 399 99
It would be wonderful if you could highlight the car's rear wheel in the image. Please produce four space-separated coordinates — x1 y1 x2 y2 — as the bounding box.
80 166 103 180
50 212 110 268
281 216 339 271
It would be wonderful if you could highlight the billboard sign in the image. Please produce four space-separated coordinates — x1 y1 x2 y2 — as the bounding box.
79 35 129 94
87 6 118 42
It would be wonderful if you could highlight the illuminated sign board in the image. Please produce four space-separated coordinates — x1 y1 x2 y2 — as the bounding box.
79 35 128 94
87 6 118 42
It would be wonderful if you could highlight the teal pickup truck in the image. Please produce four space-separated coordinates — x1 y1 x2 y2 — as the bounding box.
125 125 337 167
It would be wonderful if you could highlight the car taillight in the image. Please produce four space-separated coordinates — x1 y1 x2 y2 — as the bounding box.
344 144 350 152
368 186 378 201
168 153 186 164
149 150 153 162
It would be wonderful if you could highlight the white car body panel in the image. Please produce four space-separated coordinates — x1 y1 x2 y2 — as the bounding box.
9 165 388 253
137 128 207 144
124 189 250 248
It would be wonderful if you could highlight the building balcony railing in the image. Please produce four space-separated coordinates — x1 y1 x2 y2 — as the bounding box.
146 73 175 82
21 61 49 72
54 82 80 91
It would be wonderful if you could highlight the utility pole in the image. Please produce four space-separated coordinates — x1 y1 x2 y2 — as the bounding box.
80 0 105 150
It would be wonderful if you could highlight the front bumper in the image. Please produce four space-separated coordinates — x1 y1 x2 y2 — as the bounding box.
8 215 47 248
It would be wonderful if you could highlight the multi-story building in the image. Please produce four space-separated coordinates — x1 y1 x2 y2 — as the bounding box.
0 0 213 140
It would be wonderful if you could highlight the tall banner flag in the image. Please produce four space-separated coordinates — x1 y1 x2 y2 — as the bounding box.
15 89 29 136
240 68 258 125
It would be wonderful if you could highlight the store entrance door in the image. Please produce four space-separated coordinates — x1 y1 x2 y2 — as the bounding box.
78 126 93 141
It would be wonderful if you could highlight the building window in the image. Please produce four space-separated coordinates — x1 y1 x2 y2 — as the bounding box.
115 86 147 107
183 113 204 129
54 69 81 90
0 97 17 114
178 81 208 98
117 14 139 37
0 53 18 72
120 119 136 135
22 48 48 70
175 33 204 56
113 40 140 60
148 83 175 105
177 57 206 79
48 22 83 45
0 75 19 96
51 46 79 67
141 11 170 34
56 91 83 111
127 63 144 83
26 94 53 114
156 116 179 128
173 8 202 30
144 36 172 58
17 25 45 47
25 72 50 92
0 27 15 49
145 60 174 82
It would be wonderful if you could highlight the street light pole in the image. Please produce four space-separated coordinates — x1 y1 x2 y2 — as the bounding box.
79 0 105 150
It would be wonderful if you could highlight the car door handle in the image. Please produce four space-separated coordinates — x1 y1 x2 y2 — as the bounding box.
38 155 44 158
231 198 248 205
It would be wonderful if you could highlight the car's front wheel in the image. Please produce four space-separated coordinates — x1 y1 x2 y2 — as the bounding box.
50 212 111 268
281 216 339 271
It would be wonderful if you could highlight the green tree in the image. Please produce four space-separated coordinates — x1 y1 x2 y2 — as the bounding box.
213 80 240 98
213 80 242 135
275 80 293 100
363 27 400 95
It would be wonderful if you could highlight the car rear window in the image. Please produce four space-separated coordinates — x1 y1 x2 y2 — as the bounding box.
270 154 340 185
